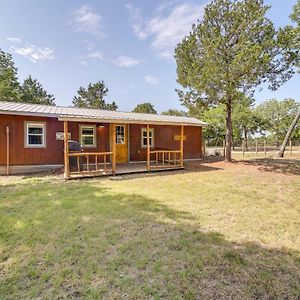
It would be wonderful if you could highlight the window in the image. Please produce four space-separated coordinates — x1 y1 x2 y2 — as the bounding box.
79 125 96 147
141 128 154 148
116 125 125 144
25 122 46 148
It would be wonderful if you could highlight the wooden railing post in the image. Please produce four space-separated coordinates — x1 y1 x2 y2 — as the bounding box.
112 124 116 174
147 124 150 172
180 125 184 168
64 121 70 179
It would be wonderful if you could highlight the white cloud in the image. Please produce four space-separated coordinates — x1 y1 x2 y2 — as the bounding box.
11 45 54 63
114 55 140 67
87 51 103 60
72 5 103 36
127 3 205 58
125 4 148 40
144 75 160 85
6 37 21 43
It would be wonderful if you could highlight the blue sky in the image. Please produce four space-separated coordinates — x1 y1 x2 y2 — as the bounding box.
0 0 299 112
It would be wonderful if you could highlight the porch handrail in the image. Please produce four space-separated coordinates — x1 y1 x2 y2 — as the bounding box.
67 151 113 175
68 151 112 157
149 150 181 154
149 149 181 168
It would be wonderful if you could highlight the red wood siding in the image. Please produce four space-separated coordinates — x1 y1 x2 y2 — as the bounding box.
129 124 202 161
0 115 110 166
0 115 202 166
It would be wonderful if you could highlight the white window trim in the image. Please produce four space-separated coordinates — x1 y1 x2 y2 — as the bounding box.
24 121 46 148
79 124 97 148
116 125 126 145
141 127 154 148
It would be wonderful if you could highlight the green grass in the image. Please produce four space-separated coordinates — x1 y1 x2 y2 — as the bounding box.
0 159 299 299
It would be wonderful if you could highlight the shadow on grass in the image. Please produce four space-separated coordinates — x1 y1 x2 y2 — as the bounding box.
241 158 300 176
0 180 299 299
0 159 224 186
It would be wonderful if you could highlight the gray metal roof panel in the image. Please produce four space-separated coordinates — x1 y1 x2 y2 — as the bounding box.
0 101 207 126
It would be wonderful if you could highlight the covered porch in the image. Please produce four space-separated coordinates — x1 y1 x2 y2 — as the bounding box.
62 120 185 179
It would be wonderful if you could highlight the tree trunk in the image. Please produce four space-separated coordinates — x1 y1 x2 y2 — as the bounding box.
277 110 300 158
243 127 248 151
225 101 232 162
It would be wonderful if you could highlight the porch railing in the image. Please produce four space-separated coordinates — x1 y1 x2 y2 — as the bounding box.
149 150 182 169
68 151 113 176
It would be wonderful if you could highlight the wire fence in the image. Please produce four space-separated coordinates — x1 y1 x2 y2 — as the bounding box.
204 140 300 159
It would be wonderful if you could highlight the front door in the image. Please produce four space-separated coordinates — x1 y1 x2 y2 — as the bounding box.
111 124 128 163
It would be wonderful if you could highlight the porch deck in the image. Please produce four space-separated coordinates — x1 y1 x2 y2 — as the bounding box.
68 161 184 179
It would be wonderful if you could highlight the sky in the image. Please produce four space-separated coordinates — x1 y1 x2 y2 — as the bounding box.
0 0 299 113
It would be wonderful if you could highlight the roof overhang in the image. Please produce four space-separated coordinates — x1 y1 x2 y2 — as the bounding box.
58 115 207 127
0 109 208 127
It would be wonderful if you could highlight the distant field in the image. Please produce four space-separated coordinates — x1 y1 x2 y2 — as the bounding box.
0 158 299 299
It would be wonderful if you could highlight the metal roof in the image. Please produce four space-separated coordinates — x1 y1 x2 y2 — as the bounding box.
0 101 207 126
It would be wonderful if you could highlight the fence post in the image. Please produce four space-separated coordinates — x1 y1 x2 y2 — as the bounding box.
264 140 266 156
242 140 245 157
223 140 226 157
289 140 292 158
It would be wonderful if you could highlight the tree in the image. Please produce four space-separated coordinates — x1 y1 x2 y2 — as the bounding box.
277 1 300 157
73 81 117 110
232 97 263 150
277 110 300 157
132 102 157 114
161 109 188 116
256 99 300 146
0 49 21 102
175 0 297 162
202 105 226 146
288 0 300 72
20 75 55 105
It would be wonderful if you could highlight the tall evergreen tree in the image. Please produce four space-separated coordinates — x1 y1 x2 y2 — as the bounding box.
20 75 55 105
0 49 21 102
73 81 117 110
175 0 298 162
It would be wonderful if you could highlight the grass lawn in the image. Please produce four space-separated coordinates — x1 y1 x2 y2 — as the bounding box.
0 158 299 299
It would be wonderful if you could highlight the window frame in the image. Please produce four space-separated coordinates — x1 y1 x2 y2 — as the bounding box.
79 124 97 148
115 125 126 145
141 127 154 148
24 121 46 148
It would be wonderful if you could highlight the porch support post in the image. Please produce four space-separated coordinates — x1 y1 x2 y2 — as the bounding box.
147 124 150 172
112 123 116 174
6 126 10 176
180 125 184 168
63 121 70 179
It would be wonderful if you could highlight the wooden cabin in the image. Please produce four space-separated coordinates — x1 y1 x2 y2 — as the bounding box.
0 101 207 178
